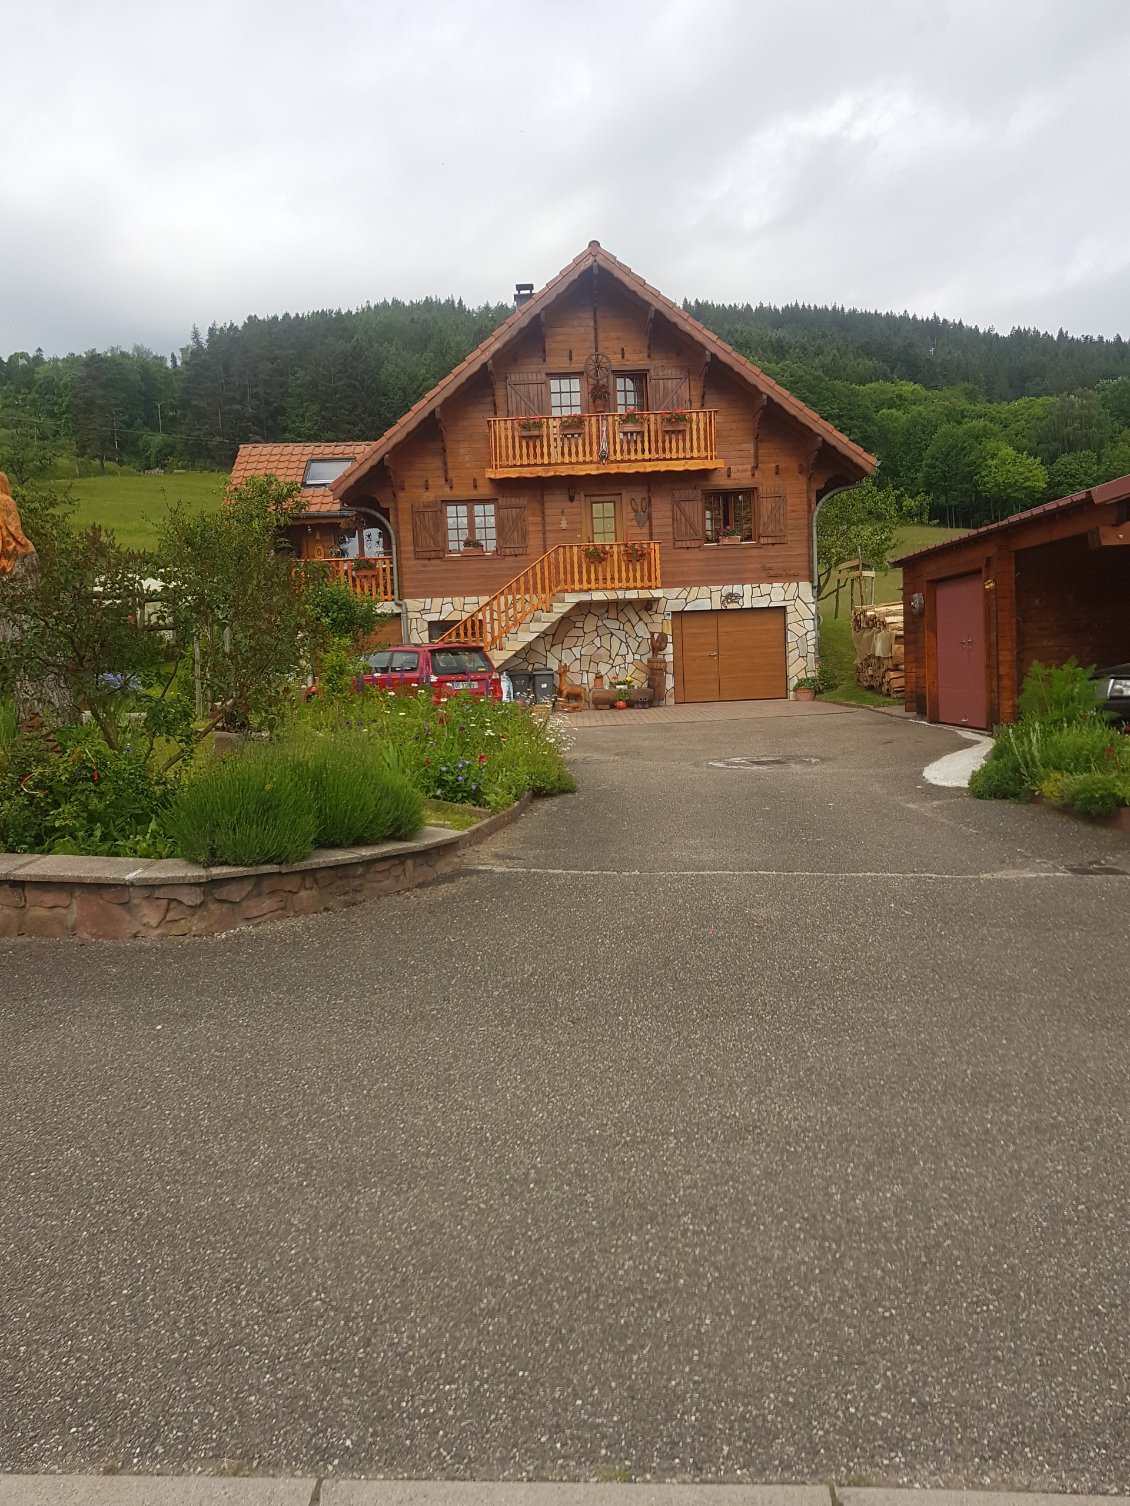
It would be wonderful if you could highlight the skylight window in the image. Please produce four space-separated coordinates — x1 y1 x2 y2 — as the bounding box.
303 457 355 487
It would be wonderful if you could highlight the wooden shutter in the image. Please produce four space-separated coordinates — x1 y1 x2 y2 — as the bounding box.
506 370 548 417
757 489 788 544
495 498 529 557
411 502 446 559
672 486 705 548
650 368 691 411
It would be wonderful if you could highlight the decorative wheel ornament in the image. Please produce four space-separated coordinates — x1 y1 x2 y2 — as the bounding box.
583 352 612 386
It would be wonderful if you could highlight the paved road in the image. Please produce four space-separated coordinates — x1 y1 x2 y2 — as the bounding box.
2 705 1128 1489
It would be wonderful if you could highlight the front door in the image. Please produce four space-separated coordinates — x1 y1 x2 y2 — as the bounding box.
587 496 621 544
934 573 987 728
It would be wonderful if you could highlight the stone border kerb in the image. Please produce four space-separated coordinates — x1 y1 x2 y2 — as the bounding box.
0 794 530 942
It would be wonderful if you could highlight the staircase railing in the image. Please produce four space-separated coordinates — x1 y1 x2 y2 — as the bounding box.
437 541 662 653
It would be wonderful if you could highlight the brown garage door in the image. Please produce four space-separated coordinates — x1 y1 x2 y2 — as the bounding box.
674 607 787 703
934 572 987 728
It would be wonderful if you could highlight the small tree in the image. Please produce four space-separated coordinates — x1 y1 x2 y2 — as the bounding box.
158 474 313 743
815 479 926 598
0 485 161 738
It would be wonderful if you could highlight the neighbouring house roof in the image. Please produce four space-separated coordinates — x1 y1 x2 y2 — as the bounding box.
330 240 877 501
892 475 1130 564
229 441 378 515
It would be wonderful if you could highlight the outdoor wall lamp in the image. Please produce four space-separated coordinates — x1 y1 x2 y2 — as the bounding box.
910 592 924 615
567 486 576 502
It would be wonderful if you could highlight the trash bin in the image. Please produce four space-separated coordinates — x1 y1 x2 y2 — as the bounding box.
532 670 555 703
508 671 534 702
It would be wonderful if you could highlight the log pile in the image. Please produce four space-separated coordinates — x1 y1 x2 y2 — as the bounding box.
851 602 905 697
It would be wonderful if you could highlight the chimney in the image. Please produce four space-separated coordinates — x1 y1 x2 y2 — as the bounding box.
514 282 534 308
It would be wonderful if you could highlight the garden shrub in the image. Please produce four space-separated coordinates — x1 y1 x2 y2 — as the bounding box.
0 696 16 751
294 735 422 847
1060 772 1129 818
1016 658 1098 724
967 748 1029 802
996 717 1120 789
317 690 575 809
0 731 173 856
166 745 316 866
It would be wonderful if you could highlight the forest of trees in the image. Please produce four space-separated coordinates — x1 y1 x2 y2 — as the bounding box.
4 293 1130 530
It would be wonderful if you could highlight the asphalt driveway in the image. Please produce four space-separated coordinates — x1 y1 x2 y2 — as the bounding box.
2 705 1128 1489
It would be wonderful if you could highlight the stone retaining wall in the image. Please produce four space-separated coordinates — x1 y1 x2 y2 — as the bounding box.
0 797 529 943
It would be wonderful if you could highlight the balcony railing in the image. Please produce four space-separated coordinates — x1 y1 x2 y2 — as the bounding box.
312 556 396 601
487 410 717 474
438 541 662 655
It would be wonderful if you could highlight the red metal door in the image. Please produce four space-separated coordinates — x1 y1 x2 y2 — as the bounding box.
934 573 987 728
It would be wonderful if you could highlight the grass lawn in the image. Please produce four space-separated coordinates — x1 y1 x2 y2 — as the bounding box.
55 472 227 550
422 798 487 831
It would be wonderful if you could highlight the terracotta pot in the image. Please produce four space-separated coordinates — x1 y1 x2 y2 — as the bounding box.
794 687 816 702
615 699 628 710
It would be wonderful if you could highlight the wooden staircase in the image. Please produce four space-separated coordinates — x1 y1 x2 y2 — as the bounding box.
437 541 662 663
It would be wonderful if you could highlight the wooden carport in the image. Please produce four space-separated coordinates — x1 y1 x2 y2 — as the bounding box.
897 476 1130 728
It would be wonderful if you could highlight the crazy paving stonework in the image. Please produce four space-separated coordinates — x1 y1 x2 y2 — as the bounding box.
405 582 817 703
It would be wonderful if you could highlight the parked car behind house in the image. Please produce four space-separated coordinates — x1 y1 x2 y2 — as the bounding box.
1092 662 1130 727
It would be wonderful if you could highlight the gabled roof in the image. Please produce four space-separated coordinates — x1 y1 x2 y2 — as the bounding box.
892 474 1130 564
229 441 378 514
331 240 876 499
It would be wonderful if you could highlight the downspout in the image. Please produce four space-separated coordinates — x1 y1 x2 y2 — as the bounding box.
809 478 867 674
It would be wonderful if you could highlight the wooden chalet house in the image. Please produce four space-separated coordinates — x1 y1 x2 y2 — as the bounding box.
230 243 875 703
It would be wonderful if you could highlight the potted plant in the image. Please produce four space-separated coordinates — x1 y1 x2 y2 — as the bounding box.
793 675 820 702
661 408 690 431
589 380 610 412
462 536 485 552
559 413 586 435
622 540 649 563
618 409 645 434
583 543 612 564
517 417 545 440
613 676 634 709
719 526 743 546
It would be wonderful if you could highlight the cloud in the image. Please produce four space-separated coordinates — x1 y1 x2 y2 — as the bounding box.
3 0 1130 355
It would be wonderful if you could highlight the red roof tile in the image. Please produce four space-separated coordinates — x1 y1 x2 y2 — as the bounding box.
228 441 377 514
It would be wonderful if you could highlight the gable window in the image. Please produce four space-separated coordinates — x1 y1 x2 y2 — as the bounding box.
704 490 754 543
445 501 497 553
616 374 647 412
548 375 582 416
303 456 355 487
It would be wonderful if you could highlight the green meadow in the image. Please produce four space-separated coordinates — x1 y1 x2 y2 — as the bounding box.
55 472 227 551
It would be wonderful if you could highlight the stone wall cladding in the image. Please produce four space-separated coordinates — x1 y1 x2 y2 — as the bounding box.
0 797 530 943
406 582 818 701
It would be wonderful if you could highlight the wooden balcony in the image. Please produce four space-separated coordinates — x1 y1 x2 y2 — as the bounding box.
487 410 718 477
315 557 397 601
438 541 662 655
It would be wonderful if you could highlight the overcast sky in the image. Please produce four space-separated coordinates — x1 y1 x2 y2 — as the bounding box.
4 0 1130 358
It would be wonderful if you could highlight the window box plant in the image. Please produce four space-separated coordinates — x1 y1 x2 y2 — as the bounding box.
559 413 586 434
719 527 744 545
622 540 650 563
583 543 612 564
462 537 485 551
661 408 690 430
618 409 645 433
517 417 545 440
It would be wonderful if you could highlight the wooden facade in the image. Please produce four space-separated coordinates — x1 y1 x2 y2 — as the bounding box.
231 243 875 702
899 477 1130 728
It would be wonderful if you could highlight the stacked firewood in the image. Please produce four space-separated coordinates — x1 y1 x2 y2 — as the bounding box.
851 602 905 697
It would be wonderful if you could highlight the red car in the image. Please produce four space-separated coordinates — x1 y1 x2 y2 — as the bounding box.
354 643 504 700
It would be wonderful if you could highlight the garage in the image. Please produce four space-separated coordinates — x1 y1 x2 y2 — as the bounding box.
673 607 787 703
898 476 1130 727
